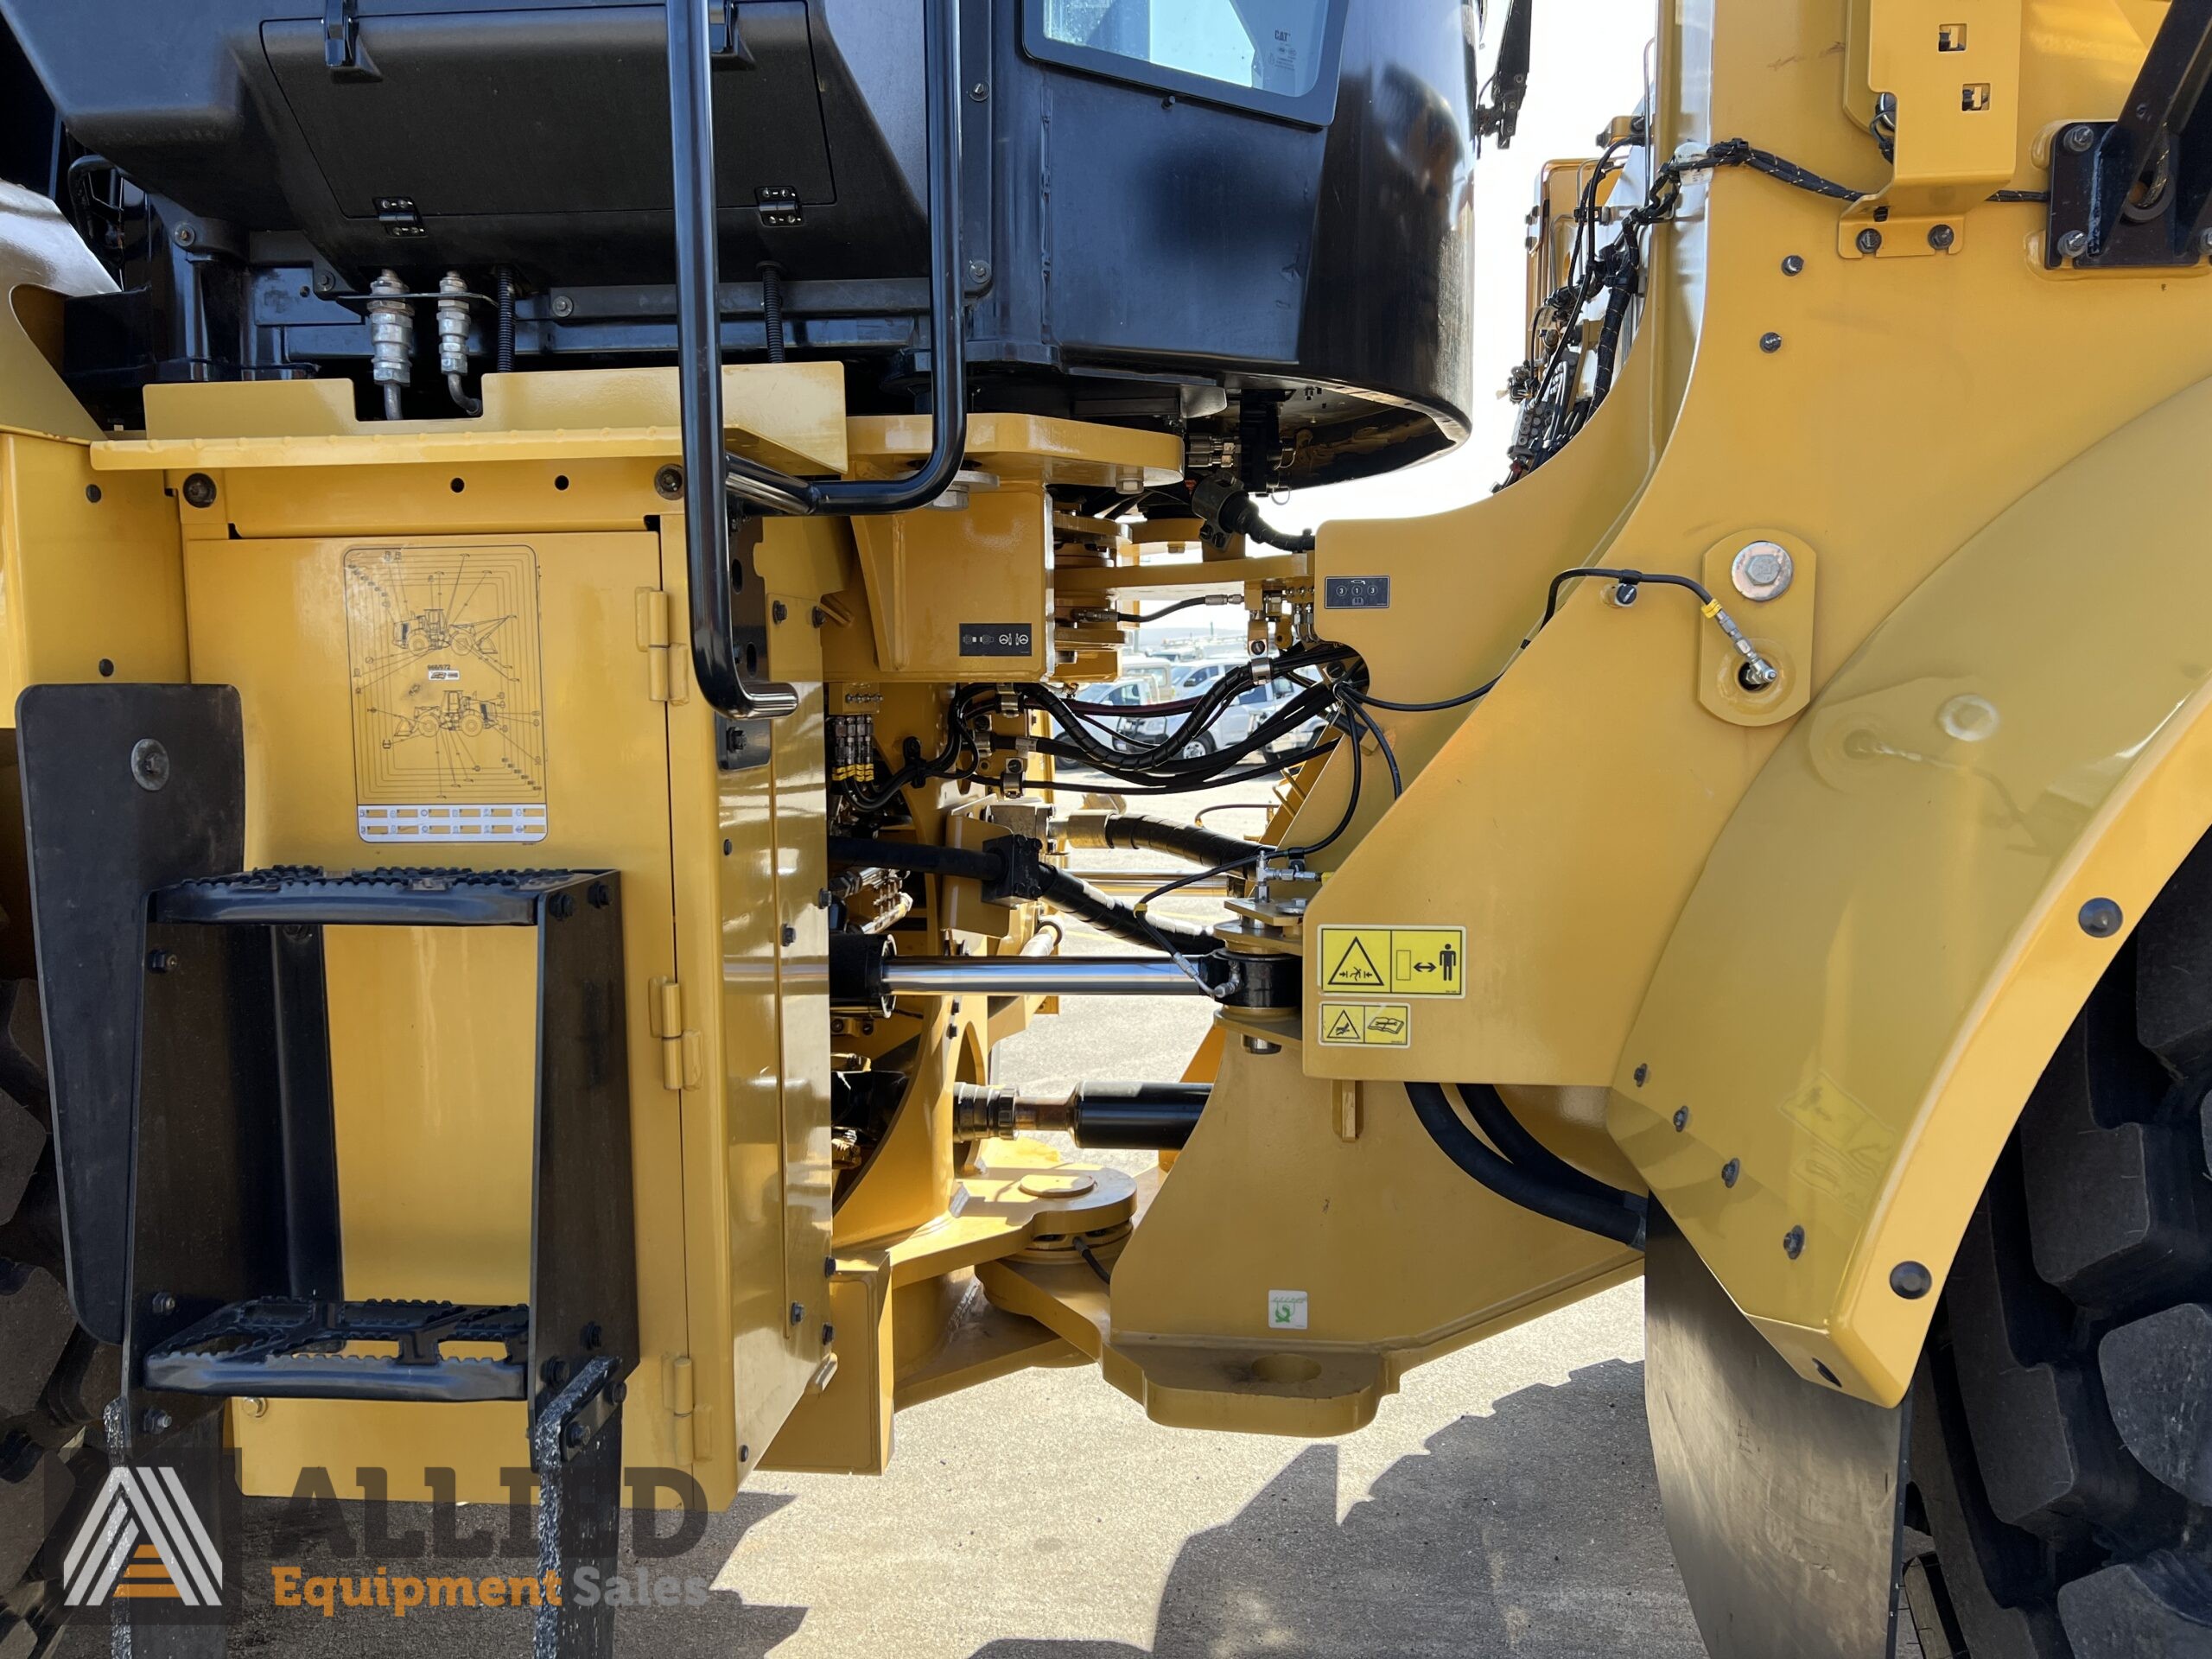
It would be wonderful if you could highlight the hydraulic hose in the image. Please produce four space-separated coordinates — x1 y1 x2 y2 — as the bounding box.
825 836 1219 957
1453 1084 1633 1210
1060 811 1262 869
1192 476 1315 553
1405 1082 1646 1250
1034 865 1217 957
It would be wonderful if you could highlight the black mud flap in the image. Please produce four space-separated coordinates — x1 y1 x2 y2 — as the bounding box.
15 684 245 1344
1645 1205 1910 1659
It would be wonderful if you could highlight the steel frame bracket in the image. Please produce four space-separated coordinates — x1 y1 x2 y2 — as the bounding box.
1840 0 2023 259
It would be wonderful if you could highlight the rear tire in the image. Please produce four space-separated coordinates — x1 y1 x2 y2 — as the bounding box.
1907 833 2212 1657
0 981 120 1656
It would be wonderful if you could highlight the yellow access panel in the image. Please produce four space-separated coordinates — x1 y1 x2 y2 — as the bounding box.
181 531 689 1503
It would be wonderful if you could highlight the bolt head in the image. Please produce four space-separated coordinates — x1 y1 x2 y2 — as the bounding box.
1672 1106 1690 1132
1783 1225 1806 1259
2058 229 2090 259
142 1408 172 1435
2064 123 2097 153
1855 227 1883 255
1780 254 1805 276
1721 1158 1741 1188
653 465 684 500
172 224 196 249
789 1301 805 1325
1730 540 1795 602
1758 331 1783 353
1889 1261 1933 1299
1242 1035 1284 1056
1927 223 1955 251
1631 1063 1649 1087
967 258 992 287
2199 226 2212 255
2078 896 2124 938
564 1420 588 1448
969 81 989 101
550 295 575 319
149 1291 177 1316
772 600 789 624
130 738 171 793
181 472 218 509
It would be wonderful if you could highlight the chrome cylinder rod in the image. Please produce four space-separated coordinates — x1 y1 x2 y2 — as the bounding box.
878 957 1211 997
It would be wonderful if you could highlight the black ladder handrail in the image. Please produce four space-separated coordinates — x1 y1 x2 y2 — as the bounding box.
664 0 969 718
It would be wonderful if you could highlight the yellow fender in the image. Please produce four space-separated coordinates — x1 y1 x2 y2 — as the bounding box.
1613 371 2212 1407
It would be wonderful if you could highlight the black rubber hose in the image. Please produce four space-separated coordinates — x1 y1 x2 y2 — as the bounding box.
825 836 1219 957
493 266 516 373
1034 867 1217 957
1454 1084 1645 1212
828 836 994 881
1405 1083 1647 1249
1095 814 1262 868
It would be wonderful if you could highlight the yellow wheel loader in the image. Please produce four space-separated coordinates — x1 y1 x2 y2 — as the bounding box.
0 0 2208 1653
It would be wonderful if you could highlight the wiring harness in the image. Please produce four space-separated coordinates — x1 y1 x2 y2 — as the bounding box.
1505 135 2050 484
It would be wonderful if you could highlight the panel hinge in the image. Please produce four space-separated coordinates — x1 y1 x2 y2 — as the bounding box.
647 976 702 1091
666 1353 697 1465
324 0 379 81
636 588 688 704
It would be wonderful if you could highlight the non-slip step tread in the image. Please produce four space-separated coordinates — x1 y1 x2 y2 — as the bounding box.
143 1296 530 1403
150 867 615 927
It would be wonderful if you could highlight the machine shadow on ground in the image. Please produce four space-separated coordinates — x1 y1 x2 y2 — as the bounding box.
224 1355 1700 1656
969 1358 1703 1659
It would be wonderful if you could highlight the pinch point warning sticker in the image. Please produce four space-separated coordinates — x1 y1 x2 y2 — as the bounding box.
1319 1002 1412 1046
1317 926 1465 998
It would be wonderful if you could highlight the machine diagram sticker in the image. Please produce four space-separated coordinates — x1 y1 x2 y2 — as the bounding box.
1318 1001 1412 1046
343 543 549 842
1268 1289 1308 1332
1316 926 1465 998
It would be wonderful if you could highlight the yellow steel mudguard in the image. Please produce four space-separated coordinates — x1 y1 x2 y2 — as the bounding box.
1615 371 2212 1408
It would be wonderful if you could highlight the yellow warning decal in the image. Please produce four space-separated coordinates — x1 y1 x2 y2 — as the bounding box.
1316 926 1465 998
1318 1002 1413 1046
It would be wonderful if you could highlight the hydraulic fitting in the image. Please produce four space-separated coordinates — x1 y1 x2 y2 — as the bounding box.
367 269 414 420
1706 601 1781 689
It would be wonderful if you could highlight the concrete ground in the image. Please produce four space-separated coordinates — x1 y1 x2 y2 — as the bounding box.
226 773 1717 1656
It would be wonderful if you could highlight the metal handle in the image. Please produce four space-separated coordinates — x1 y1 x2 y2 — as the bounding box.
664 0 968 718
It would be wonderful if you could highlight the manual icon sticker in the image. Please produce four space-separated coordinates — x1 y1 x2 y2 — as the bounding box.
1318 1002 1412 1046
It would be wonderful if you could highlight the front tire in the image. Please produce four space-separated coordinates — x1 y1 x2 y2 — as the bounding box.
0 981 120 1656
1907 836 2212 1656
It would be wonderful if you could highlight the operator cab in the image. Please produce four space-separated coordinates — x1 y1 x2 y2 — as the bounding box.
0 0 1484 510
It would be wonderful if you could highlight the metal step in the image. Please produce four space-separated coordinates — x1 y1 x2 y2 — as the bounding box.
152 865 613 928
143 1297 530 1402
